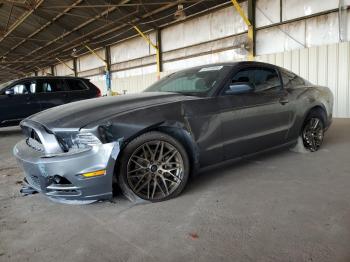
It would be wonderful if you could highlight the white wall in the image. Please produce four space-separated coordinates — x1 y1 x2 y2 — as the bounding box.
281 0 338 21
37 67 52 76
77 49 105 72
161 4 247 52
110 32 156 64
54 60 74 76
68 0 350 117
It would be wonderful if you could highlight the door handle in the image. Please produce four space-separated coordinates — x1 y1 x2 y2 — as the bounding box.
279 98 289 105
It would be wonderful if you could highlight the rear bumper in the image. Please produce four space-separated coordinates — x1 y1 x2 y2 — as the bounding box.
14 139 120 203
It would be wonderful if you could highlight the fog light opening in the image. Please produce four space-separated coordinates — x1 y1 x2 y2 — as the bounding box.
53 175 71 184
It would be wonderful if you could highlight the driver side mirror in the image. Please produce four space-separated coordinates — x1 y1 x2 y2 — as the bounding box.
225 82 254 95
5 89 14 96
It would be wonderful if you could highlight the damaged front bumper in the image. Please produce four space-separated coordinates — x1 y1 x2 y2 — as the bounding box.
14 139 120 203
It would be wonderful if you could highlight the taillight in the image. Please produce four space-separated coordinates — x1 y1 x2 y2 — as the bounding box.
96 88 101 97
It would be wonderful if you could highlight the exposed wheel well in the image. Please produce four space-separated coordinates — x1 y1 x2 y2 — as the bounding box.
304 106 327 125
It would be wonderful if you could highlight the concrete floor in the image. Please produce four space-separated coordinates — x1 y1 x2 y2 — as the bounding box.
0 119 350 262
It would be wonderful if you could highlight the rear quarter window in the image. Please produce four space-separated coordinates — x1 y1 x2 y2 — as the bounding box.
40 79 67 93
66 79 89 91
281 70 305 88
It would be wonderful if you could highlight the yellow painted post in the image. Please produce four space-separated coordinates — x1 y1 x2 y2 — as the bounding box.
133 25 161 79
85 45 113 95
156 48 161 80
247 25 254 61
231 0 254 61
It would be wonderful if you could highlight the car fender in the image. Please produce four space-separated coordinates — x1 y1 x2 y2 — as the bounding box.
89 102 200 175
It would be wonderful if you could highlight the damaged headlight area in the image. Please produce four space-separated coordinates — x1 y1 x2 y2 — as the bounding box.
56 132 102 152
73 132 102 147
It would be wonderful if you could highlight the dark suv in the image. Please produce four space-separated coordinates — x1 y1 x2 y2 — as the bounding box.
0 76 101 127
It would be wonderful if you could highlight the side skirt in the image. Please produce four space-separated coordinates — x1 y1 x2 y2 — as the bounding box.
197 140 297 174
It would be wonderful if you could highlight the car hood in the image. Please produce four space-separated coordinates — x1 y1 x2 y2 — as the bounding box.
26 92 196 130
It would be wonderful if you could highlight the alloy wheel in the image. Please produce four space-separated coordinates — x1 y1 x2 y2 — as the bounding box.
302 117 324 152
126 140 184 200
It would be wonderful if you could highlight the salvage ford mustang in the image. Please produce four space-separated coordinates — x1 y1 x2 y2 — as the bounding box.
14 62 333 203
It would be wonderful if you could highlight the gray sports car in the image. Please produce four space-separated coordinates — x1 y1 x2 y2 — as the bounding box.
14 62 333 203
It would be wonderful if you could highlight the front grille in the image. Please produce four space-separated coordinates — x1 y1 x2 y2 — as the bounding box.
21 121 64 154
26 138 45 152
26 174 41 190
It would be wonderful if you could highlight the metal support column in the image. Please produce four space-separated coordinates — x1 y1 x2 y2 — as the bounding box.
50 65 55 76
105 45 112 95
156 29 163 75
248 0 256 57
133 25 161 79
73 57 78 77
231 0 255 60
85 44 110 95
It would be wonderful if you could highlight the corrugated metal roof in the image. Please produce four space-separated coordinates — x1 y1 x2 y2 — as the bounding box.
0 0 235 82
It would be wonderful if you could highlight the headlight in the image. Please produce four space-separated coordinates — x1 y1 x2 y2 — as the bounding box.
56 132 102 152
73 133 102 146
56 131 102 152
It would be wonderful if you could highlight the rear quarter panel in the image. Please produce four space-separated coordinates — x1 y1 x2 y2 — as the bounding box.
287 85 333 140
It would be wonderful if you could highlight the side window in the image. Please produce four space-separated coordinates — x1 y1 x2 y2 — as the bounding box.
253 68 281 92
10 84 28 95
66 79 88 91
223 67 281 95
41 79 67 93
30 82 37 93
223 68 255 95
8 81 36 95
231 68 254 84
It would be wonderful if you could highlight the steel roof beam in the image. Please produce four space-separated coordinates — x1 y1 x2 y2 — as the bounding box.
16 2 177 72
0 0 44 44
11 0 131 63
0 0 83 59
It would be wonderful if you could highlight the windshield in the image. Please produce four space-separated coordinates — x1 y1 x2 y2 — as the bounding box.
145 65 232 96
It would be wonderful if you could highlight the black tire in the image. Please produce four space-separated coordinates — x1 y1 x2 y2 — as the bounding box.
117 131 190 202
301 109 326 152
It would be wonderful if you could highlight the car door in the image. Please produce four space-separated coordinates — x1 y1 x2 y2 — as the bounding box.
35 78 71 111
0 80 41 126
219 65 293 160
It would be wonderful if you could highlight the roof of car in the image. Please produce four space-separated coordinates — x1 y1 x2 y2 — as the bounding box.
172 61 280 74
195 61 279 68
11 61 279 83
16 76 88 81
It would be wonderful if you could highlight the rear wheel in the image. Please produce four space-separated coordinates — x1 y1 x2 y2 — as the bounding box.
301 110 325 152
117 131 190 202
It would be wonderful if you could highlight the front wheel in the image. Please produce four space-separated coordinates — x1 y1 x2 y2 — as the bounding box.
301 112 325 152
117 131 190 202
